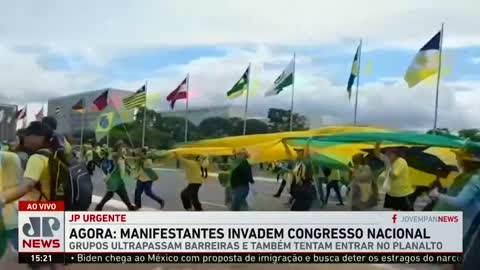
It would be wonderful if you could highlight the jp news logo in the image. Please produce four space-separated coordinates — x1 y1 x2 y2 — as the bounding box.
22 217 61 237
21 217 63 250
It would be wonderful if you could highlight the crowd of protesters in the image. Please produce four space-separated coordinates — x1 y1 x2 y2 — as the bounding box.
1 115 480 269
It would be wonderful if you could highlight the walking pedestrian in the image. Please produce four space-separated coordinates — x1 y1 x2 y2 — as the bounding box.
95 141 137 211
273 162 293 198
174 153 204 211
200 155 209 178
375 143 414 211
324 169 345 206
134 148 164 209
350 153 377 211
230 149 254 211
290 146 316 211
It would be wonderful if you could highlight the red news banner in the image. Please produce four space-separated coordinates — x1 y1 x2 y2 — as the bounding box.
19 201 464 264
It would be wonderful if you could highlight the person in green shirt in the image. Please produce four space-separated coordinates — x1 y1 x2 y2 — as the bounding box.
229 149 254 211
95 141 137 211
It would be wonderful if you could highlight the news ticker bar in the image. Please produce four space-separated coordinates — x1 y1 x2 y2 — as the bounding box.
19 253 463 264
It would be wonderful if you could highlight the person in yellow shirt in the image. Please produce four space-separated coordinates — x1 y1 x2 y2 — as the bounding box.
174 153 203 211
0 151 22 253
200 155 209 179
375 143 414 211
134 148 164 209
0 121 56 206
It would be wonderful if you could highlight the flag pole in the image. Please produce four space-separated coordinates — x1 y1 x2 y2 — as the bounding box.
243 63 251 135
433 23 444 130
185 73 190 142
289 53 296 132
118 112 134 148
353 39 362 125
80 111 85 154
142 81 148 147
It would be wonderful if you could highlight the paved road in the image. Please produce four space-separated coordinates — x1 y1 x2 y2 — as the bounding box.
1 168 442 270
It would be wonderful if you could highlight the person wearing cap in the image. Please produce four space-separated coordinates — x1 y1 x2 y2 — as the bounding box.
429 141 480 264
374 143 414 211
229 148 255 211
0 121 59 205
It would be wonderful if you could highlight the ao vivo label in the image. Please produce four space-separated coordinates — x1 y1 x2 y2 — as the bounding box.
18 201 65 253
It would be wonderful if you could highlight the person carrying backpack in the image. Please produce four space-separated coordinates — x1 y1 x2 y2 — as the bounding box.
95 142 137 211
0 121 92 210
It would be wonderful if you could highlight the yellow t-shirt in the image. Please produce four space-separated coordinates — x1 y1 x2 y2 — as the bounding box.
180 158 203 184
0 151 22 229
329 169 342 181
64 139 73 157
137 159 155 182
85 150 94 162
388 157 414 197
293 162 306 180
23 153 51 201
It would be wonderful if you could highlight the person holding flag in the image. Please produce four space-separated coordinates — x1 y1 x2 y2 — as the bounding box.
95 141 137 211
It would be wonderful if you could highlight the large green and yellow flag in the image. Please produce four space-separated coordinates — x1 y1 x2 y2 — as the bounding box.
95 112 115 141
227 65 250 99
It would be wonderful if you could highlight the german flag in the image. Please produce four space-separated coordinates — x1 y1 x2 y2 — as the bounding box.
72 98 86 113
92 90 109 111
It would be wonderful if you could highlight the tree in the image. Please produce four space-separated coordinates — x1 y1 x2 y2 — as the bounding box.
426 128 451 135
267 108 309 132
458 129 480 139
198 117 232 138
158 116 199 143
107 121 172 149
228 117 244 136
231 119 269 135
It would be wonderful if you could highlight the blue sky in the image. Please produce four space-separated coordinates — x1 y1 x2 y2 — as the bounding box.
1 0 480 130
30 44 480 88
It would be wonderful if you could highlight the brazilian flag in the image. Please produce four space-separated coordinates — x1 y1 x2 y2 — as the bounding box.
95 112 115 142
